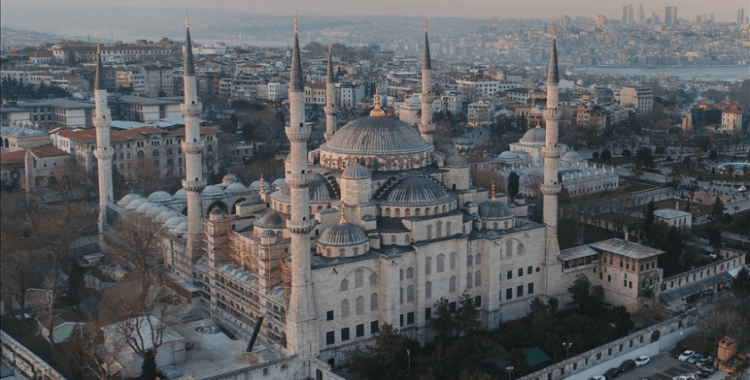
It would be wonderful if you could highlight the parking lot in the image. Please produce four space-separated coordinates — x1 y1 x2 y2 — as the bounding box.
615 353 725 380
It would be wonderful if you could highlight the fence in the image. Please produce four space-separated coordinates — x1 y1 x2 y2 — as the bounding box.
1 329 66 380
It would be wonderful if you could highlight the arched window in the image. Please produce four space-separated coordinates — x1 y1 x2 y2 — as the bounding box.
386 208 391 217
475 270 481 287
467 272 473 289
425 281 432 298
355 270 364 288
425 208 430 216
356 296 364 315
400 269 404 281
405 208 410 217
506 241 513 258
395 208 401 217
426 225 432 239
449 276 456 292
415 208 421 216
391 235 397 244
434 206 440 214
339 249 346 257
370 274 378 286
407 285 414 302
425 257 432 275
341 299 350 318
436 221 442 238
475 254 482 265
450 253 457 270
446 222 451 236
340 279 349 292
370 293 378 311
436 254 445 273
467 254 473 267
406 267 414 279
400 287 404 303
152 149 159 157
405 234 410 244
517 244 525 256
137 150 145 158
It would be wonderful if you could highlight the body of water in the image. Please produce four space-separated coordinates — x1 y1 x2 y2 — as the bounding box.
570 66 750 82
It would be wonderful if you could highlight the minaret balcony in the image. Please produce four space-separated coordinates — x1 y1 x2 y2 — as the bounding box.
181 103 202 117
324 105 337 114
420 94 433 103
285 125 311 142
94 148 114 160
182 140 205 154
543 108 561 120
541 182 562 195
287 219 315 234
182 178 207 192
542 146 562 159
286 172 311 188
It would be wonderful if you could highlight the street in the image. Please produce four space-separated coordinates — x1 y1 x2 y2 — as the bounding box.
614 353 725 380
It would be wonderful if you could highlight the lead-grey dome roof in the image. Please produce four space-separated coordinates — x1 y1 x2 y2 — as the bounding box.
520 127 546 145
377 176 456 207
255 210 285 229
445 155 469 168
322 116 432 155
342 164 371 179
318 223 369 247
478 200 513 220
275 173 336 203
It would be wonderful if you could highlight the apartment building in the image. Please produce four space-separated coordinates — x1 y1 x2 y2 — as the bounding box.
14 99 95 128
620 87 653 113
118 96 182 123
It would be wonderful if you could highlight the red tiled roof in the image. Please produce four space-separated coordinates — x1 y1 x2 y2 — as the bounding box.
166 126 220 136
32 144 68 158
0 150 26 166
0 144 67 165
56 126 164 143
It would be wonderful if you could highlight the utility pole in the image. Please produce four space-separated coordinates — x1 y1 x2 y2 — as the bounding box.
564 342 573 359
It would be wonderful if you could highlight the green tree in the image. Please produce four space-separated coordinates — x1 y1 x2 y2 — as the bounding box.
507 171 520 198
507 348 531 377
600 149 612 160
567 277 591 311
643 200 655 228
693 148 702 169
344 323 409 379
455 291 481 336
431 297 454 342
709 150 718 160
141 349 159 380
734 267 750 298
67 262 86 308
709 196 725 220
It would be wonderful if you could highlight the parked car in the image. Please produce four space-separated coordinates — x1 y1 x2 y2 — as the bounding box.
696 358 713 367
672 376 690 380
671 346 686 358
687 354 704 364
696 366 715 377
619 359 636 373
604 367 621 380
635 355 651 367
685 372 701 380
678 350 696 361
589 376 606 380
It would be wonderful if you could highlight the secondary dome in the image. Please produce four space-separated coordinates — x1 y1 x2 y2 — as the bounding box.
249 180 270 192
173 188 187 199
520 126 546 145
222 174 239 186
378 176 456 206
499 151 517 159
445 155 469 168
203 185 224 197
323 116 432 155
478 200 513 220
126 197 148 210
118 193 140 207
276 173 336 203
342 165 371 179
318 223 369 247
562 150 583 163
226 182 246 191
255 211 285 229
148 191 172 203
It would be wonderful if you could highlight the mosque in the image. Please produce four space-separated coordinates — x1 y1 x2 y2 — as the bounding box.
95 18 665 379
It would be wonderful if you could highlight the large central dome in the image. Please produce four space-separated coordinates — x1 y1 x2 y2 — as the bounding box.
322 116 432 155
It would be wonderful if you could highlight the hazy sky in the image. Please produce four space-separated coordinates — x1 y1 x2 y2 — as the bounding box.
5 0 748 22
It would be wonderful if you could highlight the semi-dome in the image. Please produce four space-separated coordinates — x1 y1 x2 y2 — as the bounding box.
255 211 285 229
478 200 513 220
221 174 239 186
203 185 224 197
226 182 246 191
276 173 336 203
499 151 517 159
118 193 140 207
342 164 371 179
318 223 369 247
445 155 469 168
520 126 546 145
562 150 583 163
378 176 456 206
173 188 187 199
323 116 432 155
126 197 148 210
148 191 172 203
249 180 270 191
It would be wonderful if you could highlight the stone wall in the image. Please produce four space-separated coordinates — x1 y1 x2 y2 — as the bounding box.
659 250 745 293
1 330 66 380
516 314 697 380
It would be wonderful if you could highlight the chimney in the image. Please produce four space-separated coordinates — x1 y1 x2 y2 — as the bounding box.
624 228 629 241
676 201 679 210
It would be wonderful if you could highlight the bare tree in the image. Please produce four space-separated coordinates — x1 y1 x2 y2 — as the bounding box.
103 213 165 288
703 300 748 345
65 323 120 380
472 169 506 193
0 233 45 331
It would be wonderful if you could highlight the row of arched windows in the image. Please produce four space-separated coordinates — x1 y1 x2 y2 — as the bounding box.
382 204 454 218
340 294 378 317
425 253 459 275
340 270 377 292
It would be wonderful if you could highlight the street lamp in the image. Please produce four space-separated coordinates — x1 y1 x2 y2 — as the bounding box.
563 342 573 359
407 349 411 378
506 366 514 380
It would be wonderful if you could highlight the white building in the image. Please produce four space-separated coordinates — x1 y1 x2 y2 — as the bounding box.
467 99 495 126
620 87 653 113
654 208 692 230
720 109 742 134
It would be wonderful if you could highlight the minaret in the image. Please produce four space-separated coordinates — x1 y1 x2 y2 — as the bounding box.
24 148 35 203
419 20 434 145
324 45 337 141
181 15 206 265
542 26 562 257
93 43 114 237
285 15 319 365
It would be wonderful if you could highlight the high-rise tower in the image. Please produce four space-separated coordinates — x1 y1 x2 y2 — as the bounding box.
181 16 206 266
542 26 562 258
93 44 114 237
286 15 319 365
324 45 337 141
419 20 434 145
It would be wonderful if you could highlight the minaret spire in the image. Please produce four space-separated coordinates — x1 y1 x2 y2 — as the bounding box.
324 44 338 141
180 14 206 270
285 15 319 368
419 20 434 145
93 43 113 241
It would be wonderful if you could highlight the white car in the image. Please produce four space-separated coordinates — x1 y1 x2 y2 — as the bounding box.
678 350 696 361
589 376 606 380
635 355 651 366
738 185 747 192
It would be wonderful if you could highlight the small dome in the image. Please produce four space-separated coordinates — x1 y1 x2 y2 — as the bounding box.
562 150 583 163
271 178 285 189
146 204 169 217
478 200 513 220
203 185 224 197
255 211 284 229
342 165 371 179
157 209 180 222
276 173 336 203
445 155 469 168
405 95 421 104
226 182 247 191
126 197 148 210
248 180 270 191
222 174 239 186
173 188 187 199
174 221 189 233
514 192 525 199
318 223 369 247
148 191 172 203
166 215 187 229
136 202 160 214
520 127 546 145
378 176 455 207
118 193 139 207
499 151 517 159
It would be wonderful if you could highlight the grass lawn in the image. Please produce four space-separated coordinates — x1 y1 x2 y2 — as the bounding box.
723 210 750 236
630 197 711 219
665 162 722 181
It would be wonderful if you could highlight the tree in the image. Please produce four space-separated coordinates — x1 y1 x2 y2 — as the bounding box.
67 262 86 308
703 301 748 344
434 118 453 153
709 196 725 220
693 148 702 169
643 200 655 228
567 276 591 310
473 170 506 194
621 149 631 157
141 349 160 380
0 233 45 331
592 151 600 159
103 213 165 287
507 171 520 198
678 135 685 153
734 267 750 298
455 291 481 336
600 149 612 160
709 150 718 160
431 297 454 342
635 147 653 168
507 348 531 377
64 323 116 380
219 114 238 135
344 323 409 379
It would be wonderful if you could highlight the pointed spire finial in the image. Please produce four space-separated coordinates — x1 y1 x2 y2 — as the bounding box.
260 174 265 192
491 182 496 202
95 42 105 90
294 13 298 34
97 42 101 54
186 14 190 28
290 15 302 92
370 87 385 117
553 24 556 39
425 19 428 32
339 205 347 224
328 44 332 53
